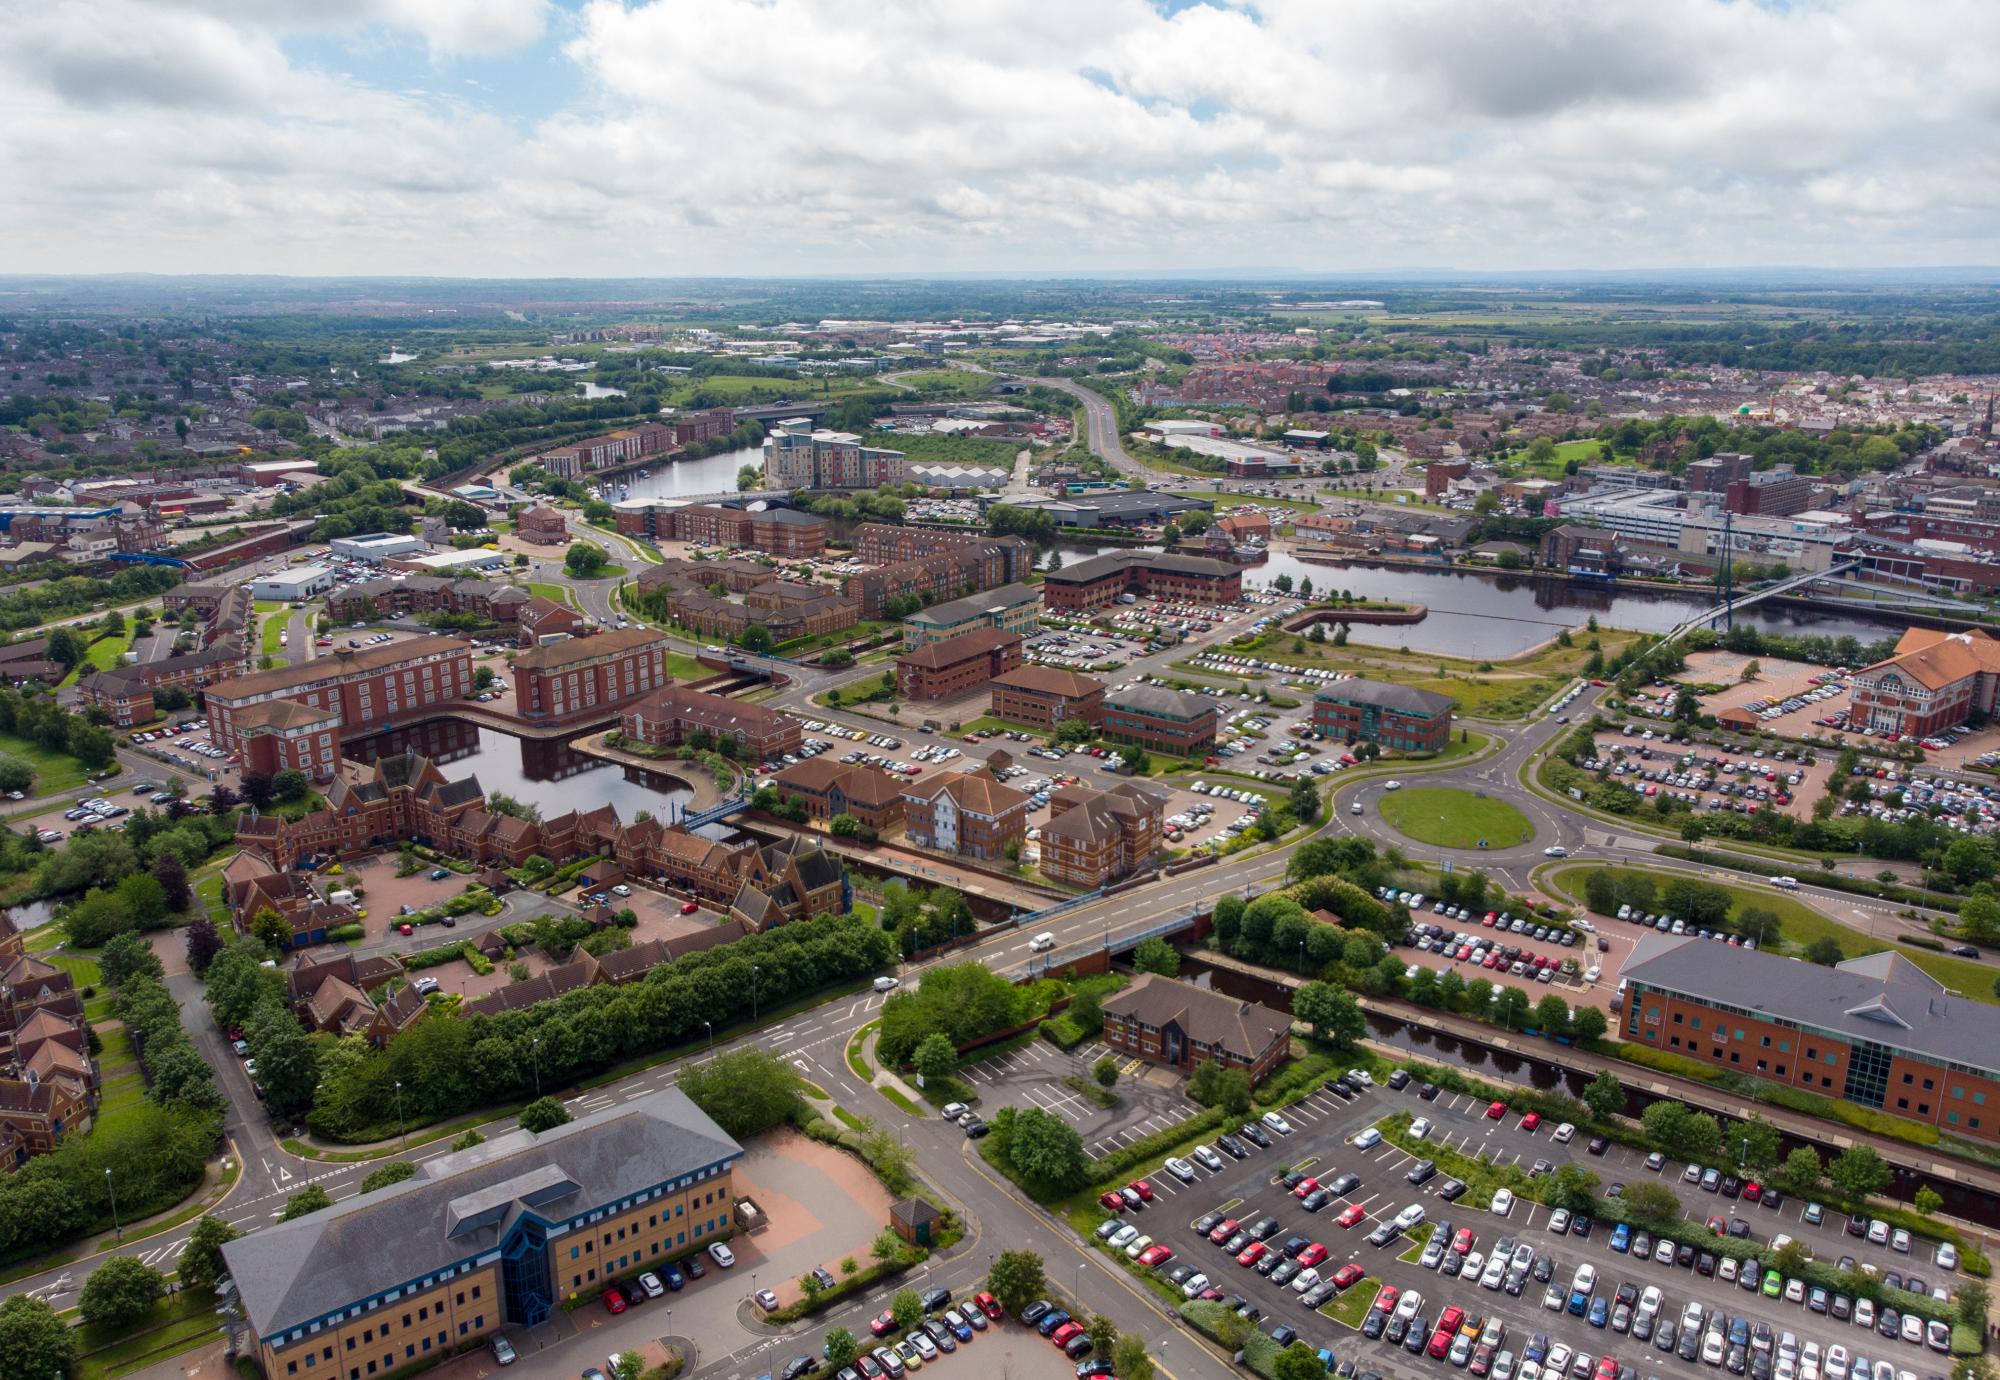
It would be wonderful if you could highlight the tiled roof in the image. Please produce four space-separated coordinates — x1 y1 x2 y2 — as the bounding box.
897 627 1020 670
513 627 666 672
1101 974 1292 1062
991 666 1106 698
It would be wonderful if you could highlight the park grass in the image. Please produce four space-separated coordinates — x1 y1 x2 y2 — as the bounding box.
888 368 996 397
529 582 578 609
1314 486 1452 512
61 632 134 688
665 651 707 682
1409 731 1492 765
1379 786 1533 849
0 728 95 796
74 1286 221 1380
1321 1277 1382 1329
259 609 288 659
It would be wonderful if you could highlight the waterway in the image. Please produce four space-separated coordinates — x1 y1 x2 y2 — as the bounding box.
599 444 766 501
345 719 694 823
1058 542 1903 660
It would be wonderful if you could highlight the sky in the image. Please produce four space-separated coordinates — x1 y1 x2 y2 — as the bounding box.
2 0 1996 279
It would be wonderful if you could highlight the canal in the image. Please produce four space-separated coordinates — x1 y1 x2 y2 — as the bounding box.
595 444 764 501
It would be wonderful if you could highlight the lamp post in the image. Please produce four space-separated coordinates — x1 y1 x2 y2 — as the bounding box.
751 965 760 1022
394 1079 406 1149
531 1036 541 1098
704 1020 715 1060
105 1167 121 1239
1074 1261 1086 1317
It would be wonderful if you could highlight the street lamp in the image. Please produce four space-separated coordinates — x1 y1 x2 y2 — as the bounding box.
394 1079 406 1150
704 1020 715 1060
1074 1261 1086 1316
751 965 760 1022
105 1167 121 1239
531 1036 541 1098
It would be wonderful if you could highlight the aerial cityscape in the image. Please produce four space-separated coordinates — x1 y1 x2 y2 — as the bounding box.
4 5 2000 1380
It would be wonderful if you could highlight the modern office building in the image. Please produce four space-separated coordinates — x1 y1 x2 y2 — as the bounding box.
1310 678 1455 753
251 564 340 602
894 628 1023 701
1100 684 1220 758
899 770 1032 860
988 666 1106 731
1099 974 1291 1085
900 583 1042 648
209 637 475 755
222 1088 742 1379
1040 552 1243 612
510 628 669 724
331 532 430 563
1848 627 2000 738
620 685 803 759
1622 934 2000 1145
1038 782 1166 887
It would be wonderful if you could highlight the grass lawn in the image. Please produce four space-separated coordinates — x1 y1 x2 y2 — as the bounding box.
259 609 289 659
529 582 577 608
1314 486 1452 512
75 1286 221 1380
664 651 707 681
1253 627 1641 721
61 632 134 688
1322 1277 1382 1329
0 729 94 796
43 947 101 989
887 367 996 397
1408 731 1491 765
1380 786 1533 849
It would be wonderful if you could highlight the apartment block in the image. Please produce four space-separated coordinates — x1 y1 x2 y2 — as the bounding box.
762 419 905 489
76 637 249 727
534 423 677 479
208 636 475 754
511 628 669 724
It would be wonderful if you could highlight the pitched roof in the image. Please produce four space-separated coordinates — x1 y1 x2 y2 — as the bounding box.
991 666 1106 698
1101 974 1292 1061
209 635 470 700
1860 628 2000 692
903 769 1032 817
1106 683 1218 720
896 627 1020 670
221 1087 741 1340
512 627 665 672
904 582 1041 629
1312 677 1456 717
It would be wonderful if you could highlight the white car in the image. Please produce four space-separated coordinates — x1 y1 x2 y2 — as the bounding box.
1547 1209 1571 1235
1108 1224 1138 1248
1290 1268 1322 1294
1396 1291 1425 1320
1704 1332 1728 1366
1164 1156 1197 1182
1353 1127 1383 1149
941 1102 968 1120
1544 1285 1565 1312
1491 1188 1514 1216
1552 1122 1576 1144
1181 1272 1210 1299
1395 1203 1427 1230
1936 1242 1959 1271
1572 1263 1596 1295
1410 1117 1432 1140
707 1242 735 1268
1262 1111 1294 1135
1480 1254 1508 1290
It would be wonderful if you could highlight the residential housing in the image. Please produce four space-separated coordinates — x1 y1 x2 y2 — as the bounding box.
76 638 248 727
1099 974 1291 1085
220 1088 742 1376
762 419 905 489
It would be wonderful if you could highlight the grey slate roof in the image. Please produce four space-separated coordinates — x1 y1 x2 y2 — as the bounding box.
905 581 1041 629
221 1087 740 1341
1622 933 1999 1069
1312 677 1455 718
1106 683 1219 720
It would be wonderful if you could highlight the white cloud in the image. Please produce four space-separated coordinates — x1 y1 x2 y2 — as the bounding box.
0 0 1995 274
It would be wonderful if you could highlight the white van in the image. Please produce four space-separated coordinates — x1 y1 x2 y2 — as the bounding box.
1028 932 1057 952
327 889 356 906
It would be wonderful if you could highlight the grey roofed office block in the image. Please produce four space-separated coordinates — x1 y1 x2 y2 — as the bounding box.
221 1086 740 1343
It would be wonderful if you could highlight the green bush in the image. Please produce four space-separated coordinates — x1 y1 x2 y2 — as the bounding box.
1039 1014 1092 1050
327 923 364 942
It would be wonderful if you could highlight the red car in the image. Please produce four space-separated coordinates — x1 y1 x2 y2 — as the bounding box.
1486 1100 1507 1119
603 1285 628 1314
1594 1359 1619 1380
1098 1191 1125 1212
974 1291 1002 1320
398 923 414 936
1138 1244 1174 1267
1336 1203 1366 1229
1332 1263 1364 1290
1743 1182 1762 1202
1297 1243 1330 1268
1128 1179 1154 1202
856 1356 884 1380
1236 1242 1267 1267
1521 1111 1542 1131
1050 1323 1084 1348
870 1311 899 1337
680 901 699 915
1429 1327 1456 1359
1373 1285 1400 1313
1292 1177 1320 1199
1208 1218 1240 1244
1452 1227 1475 1254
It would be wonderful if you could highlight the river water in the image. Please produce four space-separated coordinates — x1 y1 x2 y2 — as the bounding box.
593 444 763 501
345 719 694 823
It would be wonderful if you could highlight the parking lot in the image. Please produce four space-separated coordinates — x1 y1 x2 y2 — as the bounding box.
1082 1074 1966 1380
957 1038 1197 1157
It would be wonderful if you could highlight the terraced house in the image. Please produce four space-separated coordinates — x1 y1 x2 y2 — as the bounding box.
222 1089 741 1378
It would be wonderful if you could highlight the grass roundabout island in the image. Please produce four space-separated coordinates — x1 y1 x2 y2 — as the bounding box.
1378 785 1533 850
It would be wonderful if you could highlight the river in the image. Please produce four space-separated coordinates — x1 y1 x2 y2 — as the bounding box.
344 719 694 823
1058 543 1902 659
596 444 765 501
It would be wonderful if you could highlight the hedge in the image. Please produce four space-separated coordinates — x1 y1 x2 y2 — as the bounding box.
1181 1299 1280 1379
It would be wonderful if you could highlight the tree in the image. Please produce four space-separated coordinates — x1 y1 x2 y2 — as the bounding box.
1293 981 1365 1049
0 1295 76 1380
1547 1163 1600 1215
100 931 161 988
1772 1240 1814 1279
151 852 191 914
1570 1006 1608 1044
1093 1056 1119 1088
823 1327 859 1366
1274 1342 1325 1380
1914 1185 1943 1218
1776 1146 1823 1198
360 1161 417 1194
1533 994 1572 1037
913 1033 957 1083
1962 892 2000 944
891 1287 924 1330
250 907 291 951
1493 985 1531 1030
281 1184 332 1220
565 541 609 578
1289 775 1321 824
1828 1145 1891 1201
79 1255 165 1328
1725 1117 1782 1174
988 1249 1046 1314
1735 907 1782 947
177 1214 241 1293
830 812 862 839
520 1096 570 1133
1805 937 1845 966
246 999 318 1121
1007 1108 1089 1190
1621 1181 1683 1226
1085 1315 1120 1359
1943 836 1994 885
1112 1334 1155 1380
1955 1280 1990 1333
452 1129 486 1152
1641 1102 1721 1163
1582 1072 1626 1121
1132 936 1180 977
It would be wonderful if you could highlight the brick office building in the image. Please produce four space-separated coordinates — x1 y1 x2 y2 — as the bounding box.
894 628 1022 701
1848 627 2000 738
1100 684 1220 758
1310 678 1455 753
769 759 907 832
327 577 529 627
1099 974 1291 1085
1040 551 1243 612
613 502 828 558
750 508 828 557
1623 934 2000 1146
1039 782 1166 887
670 504 755 548
208 636 475 754
620 686 803 759
852 523 1034 581
900 771 1032 861
901 582 1041 648
516 504 571 545
511 628 668 724
842 539 1032 620
222 1089 741 1374
989 666 1106 730
233 700 345 781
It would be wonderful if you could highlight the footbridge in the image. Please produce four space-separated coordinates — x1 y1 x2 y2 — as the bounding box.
1660 559 1862 645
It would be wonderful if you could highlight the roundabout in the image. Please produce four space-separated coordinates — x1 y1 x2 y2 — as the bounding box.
1376 784 1535 850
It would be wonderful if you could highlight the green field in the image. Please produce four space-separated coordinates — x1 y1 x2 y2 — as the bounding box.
1322 1276 1382 1328
0 728 95 797
260 609 290 659
529 583 577 608
888 368 997 397
1379 786 1533 849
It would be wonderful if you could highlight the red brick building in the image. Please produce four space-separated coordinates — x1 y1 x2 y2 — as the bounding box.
614 502 829 557
671 504 755 548
899 770 1032 861
895 628 1022 701
750 508 829 557
1100 974 1291 1085
1041 552 1242 612
769 759 907 832
208 636 474 755
1039 782 1166 887
1101 684 1220 757
516 504 571 545
326 576 529 627
1848 627 2000 738
1310 679 1455 754
621 685 803 759
1424 460 1471 497
234 699 344 781
76 637 249 727
510 627 669 724
533 423 676 479
518 596 588 646
990 666 1105 730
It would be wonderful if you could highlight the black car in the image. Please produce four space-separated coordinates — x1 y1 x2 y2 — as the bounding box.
1572 1215 1593 1238
1217 1135 1248 1159
1193 1211 1224 1235
1021 1301 1052 1326
1420 1083 1441 1101
1165 1264 1193 1286
1325 1080 1356 1101
1655 1322 1677 1354
1264 1258 1293 1284
1362 1310 1388 1340
781 1356 820 1380
686 1256 707 1279
1063 1334 1093 1360
1441 1251 1465 1277
965 1120 990 1139
1760 1189 1784 1211
1386 1314 1411 1345
1846 1213 1868 1236
1737 1258 1761 1289
1271 1326 1298 1348
1282 1172 1307 1192
1408 1159 1437 1185
1247 1216 1280 1241
1878 1308 1902 1340
1908 1275 1930 1297
1388 1069 1412 1090
1223 1233 1251 1254
1281 1236 1312 1259
1678 1330 1702 1363
1697 1251 1717 1276
1301 1190 1331 1212
921 1287 952 1312
1677 1242 1696 1268
1438 1178 1467 1201
1953 945 1981 958
1329 1173 1361 1195
1587 1137 1610 1156
1340 1072 1367 1093
1720 1175 1742 1198
1532 1254 1554 1283
1406 1318 1432 1354
1236 1303 1262 1323
1240 1123 1272 1149
1728 1219 1751 1239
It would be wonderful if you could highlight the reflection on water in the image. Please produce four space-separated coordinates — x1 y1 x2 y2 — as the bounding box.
347 719 694 823
606 444 766 501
